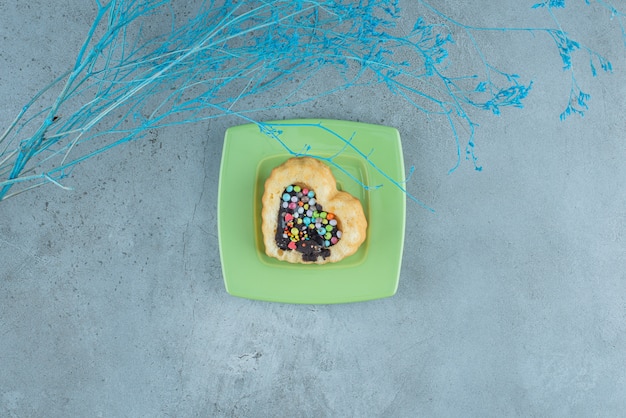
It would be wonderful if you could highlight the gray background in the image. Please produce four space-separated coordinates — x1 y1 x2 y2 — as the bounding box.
1 1 625 417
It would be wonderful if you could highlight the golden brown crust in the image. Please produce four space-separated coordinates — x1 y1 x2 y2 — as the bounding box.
261 157 367 264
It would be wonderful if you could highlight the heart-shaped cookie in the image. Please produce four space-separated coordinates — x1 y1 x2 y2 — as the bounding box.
262 157 367 264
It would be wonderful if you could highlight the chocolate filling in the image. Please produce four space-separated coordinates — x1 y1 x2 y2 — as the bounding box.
275 184 341 262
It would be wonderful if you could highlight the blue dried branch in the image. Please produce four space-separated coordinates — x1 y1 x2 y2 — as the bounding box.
0 0 623 205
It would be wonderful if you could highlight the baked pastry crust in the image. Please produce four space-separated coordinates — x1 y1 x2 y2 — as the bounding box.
261 157 367 264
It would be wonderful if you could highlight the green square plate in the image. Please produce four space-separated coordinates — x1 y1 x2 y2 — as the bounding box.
218 119 405 304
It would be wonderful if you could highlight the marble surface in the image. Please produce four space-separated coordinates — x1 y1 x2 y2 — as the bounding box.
1 1 625 416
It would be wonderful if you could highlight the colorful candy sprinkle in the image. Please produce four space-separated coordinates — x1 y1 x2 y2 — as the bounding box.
274 183 342 261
